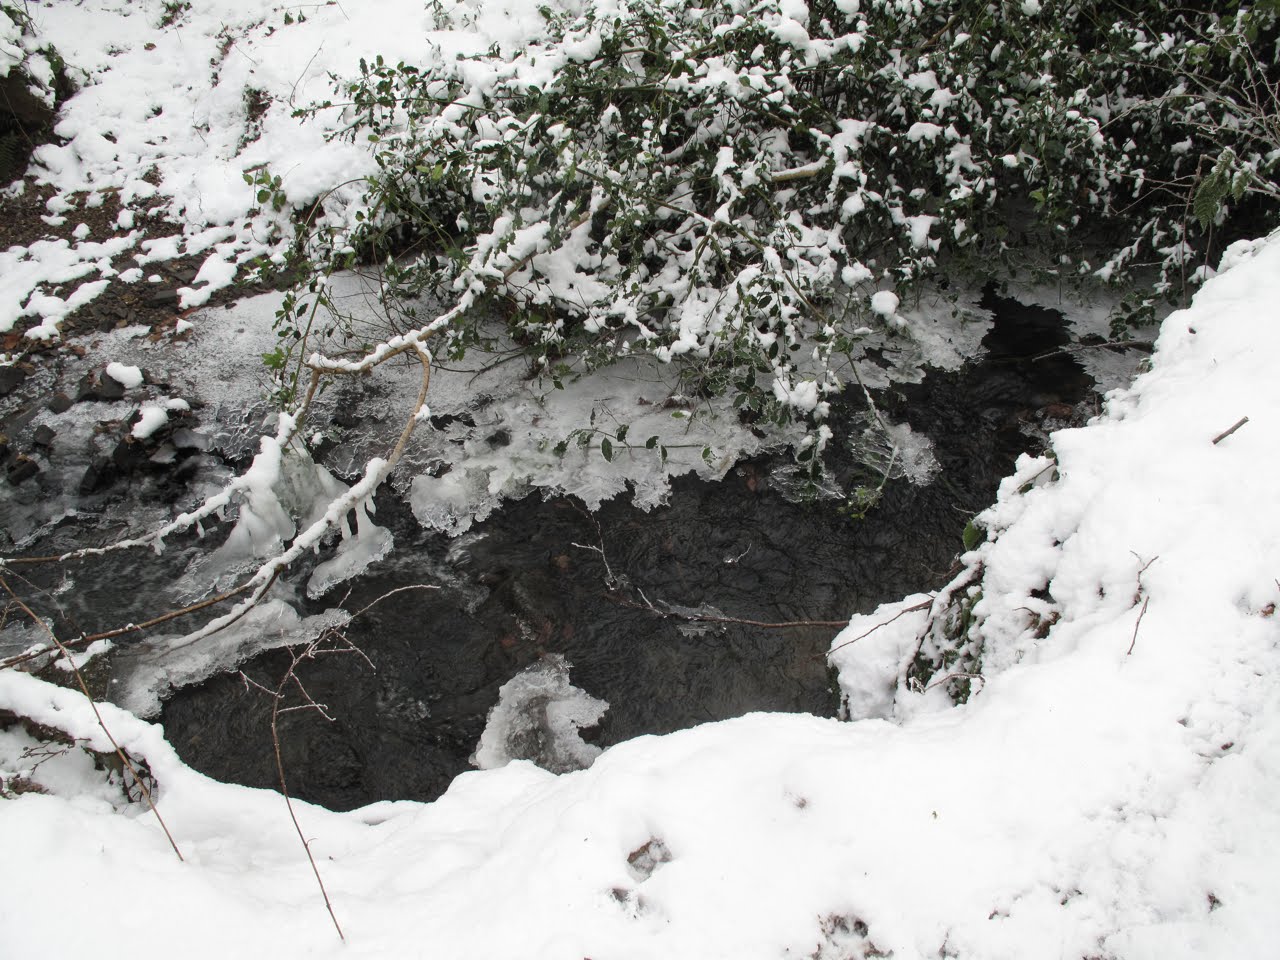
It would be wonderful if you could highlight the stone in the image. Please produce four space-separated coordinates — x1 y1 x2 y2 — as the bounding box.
79 456 116 495
76 372 125 402
31 424 55 448
6 456 39 485
0 365 28 397
111 436 148 472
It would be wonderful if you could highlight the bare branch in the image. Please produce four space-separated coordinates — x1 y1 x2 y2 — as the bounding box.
826 598 934 659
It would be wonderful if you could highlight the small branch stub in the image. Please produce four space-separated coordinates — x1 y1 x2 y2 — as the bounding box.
1211 416 1249 445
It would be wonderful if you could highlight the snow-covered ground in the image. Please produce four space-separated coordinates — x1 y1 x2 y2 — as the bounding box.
3 2 1279 957
3 232 1277 959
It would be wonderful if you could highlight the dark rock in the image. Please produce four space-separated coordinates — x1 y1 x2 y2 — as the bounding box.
147 288 180 307
6 456 39 485
47 393 73 414
111 436 148 472
79 456 115 495
76 372 126 402
0 365 28 397
31 424 55 448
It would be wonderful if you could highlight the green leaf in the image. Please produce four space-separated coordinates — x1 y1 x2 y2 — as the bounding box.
962 519 983 551
1193 171 1229 229
600 437 614 461
615 424 628 443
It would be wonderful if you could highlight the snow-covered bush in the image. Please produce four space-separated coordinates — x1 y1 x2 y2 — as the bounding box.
262 0 1278 468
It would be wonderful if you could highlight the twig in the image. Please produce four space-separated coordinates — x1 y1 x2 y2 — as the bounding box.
924 670 985 693
612 594 852 630
826 598 934 659
0 581 255 670
248 583 433 942
1127 595 1150 656
270 644 344 942
569 501 625 590
0 577 184 862
1211 416 1249 445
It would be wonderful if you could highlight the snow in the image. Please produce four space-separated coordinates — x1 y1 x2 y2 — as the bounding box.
104 361 143 388
130 404 168 439
869 289 900 318
4 1 1280 956
3 227 1277 958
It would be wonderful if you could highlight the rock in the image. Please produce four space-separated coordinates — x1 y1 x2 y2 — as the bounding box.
111 436 149 473
79 456 116 495
7 455 39 485
47 393 73 414
76 372 126 402
31 424 55 448
0 365 28 397
147 288 180 307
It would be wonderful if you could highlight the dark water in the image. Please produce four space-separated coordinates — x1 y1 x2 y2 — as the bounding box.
4 292 1097 811
153 291 1095 810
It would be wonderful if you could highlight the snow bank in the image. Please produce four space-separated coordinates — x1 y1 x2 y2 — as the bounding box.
4 233 1279 959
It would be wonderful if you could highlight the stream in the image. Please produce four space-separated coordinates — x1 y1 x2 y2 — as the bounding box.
3 290 1101 810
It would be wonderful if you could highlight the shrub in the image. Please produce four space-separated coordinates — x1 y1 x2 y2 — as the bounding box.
271 0 1278 468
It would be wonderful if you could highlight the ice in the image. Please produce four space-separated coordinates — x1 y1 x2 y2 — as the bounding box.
109 599 349 717
305 503 394 599
471 655 608 774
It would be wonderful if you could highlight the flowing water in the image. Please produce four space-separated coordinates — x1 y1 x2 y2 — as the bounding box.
4 291 1101 810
